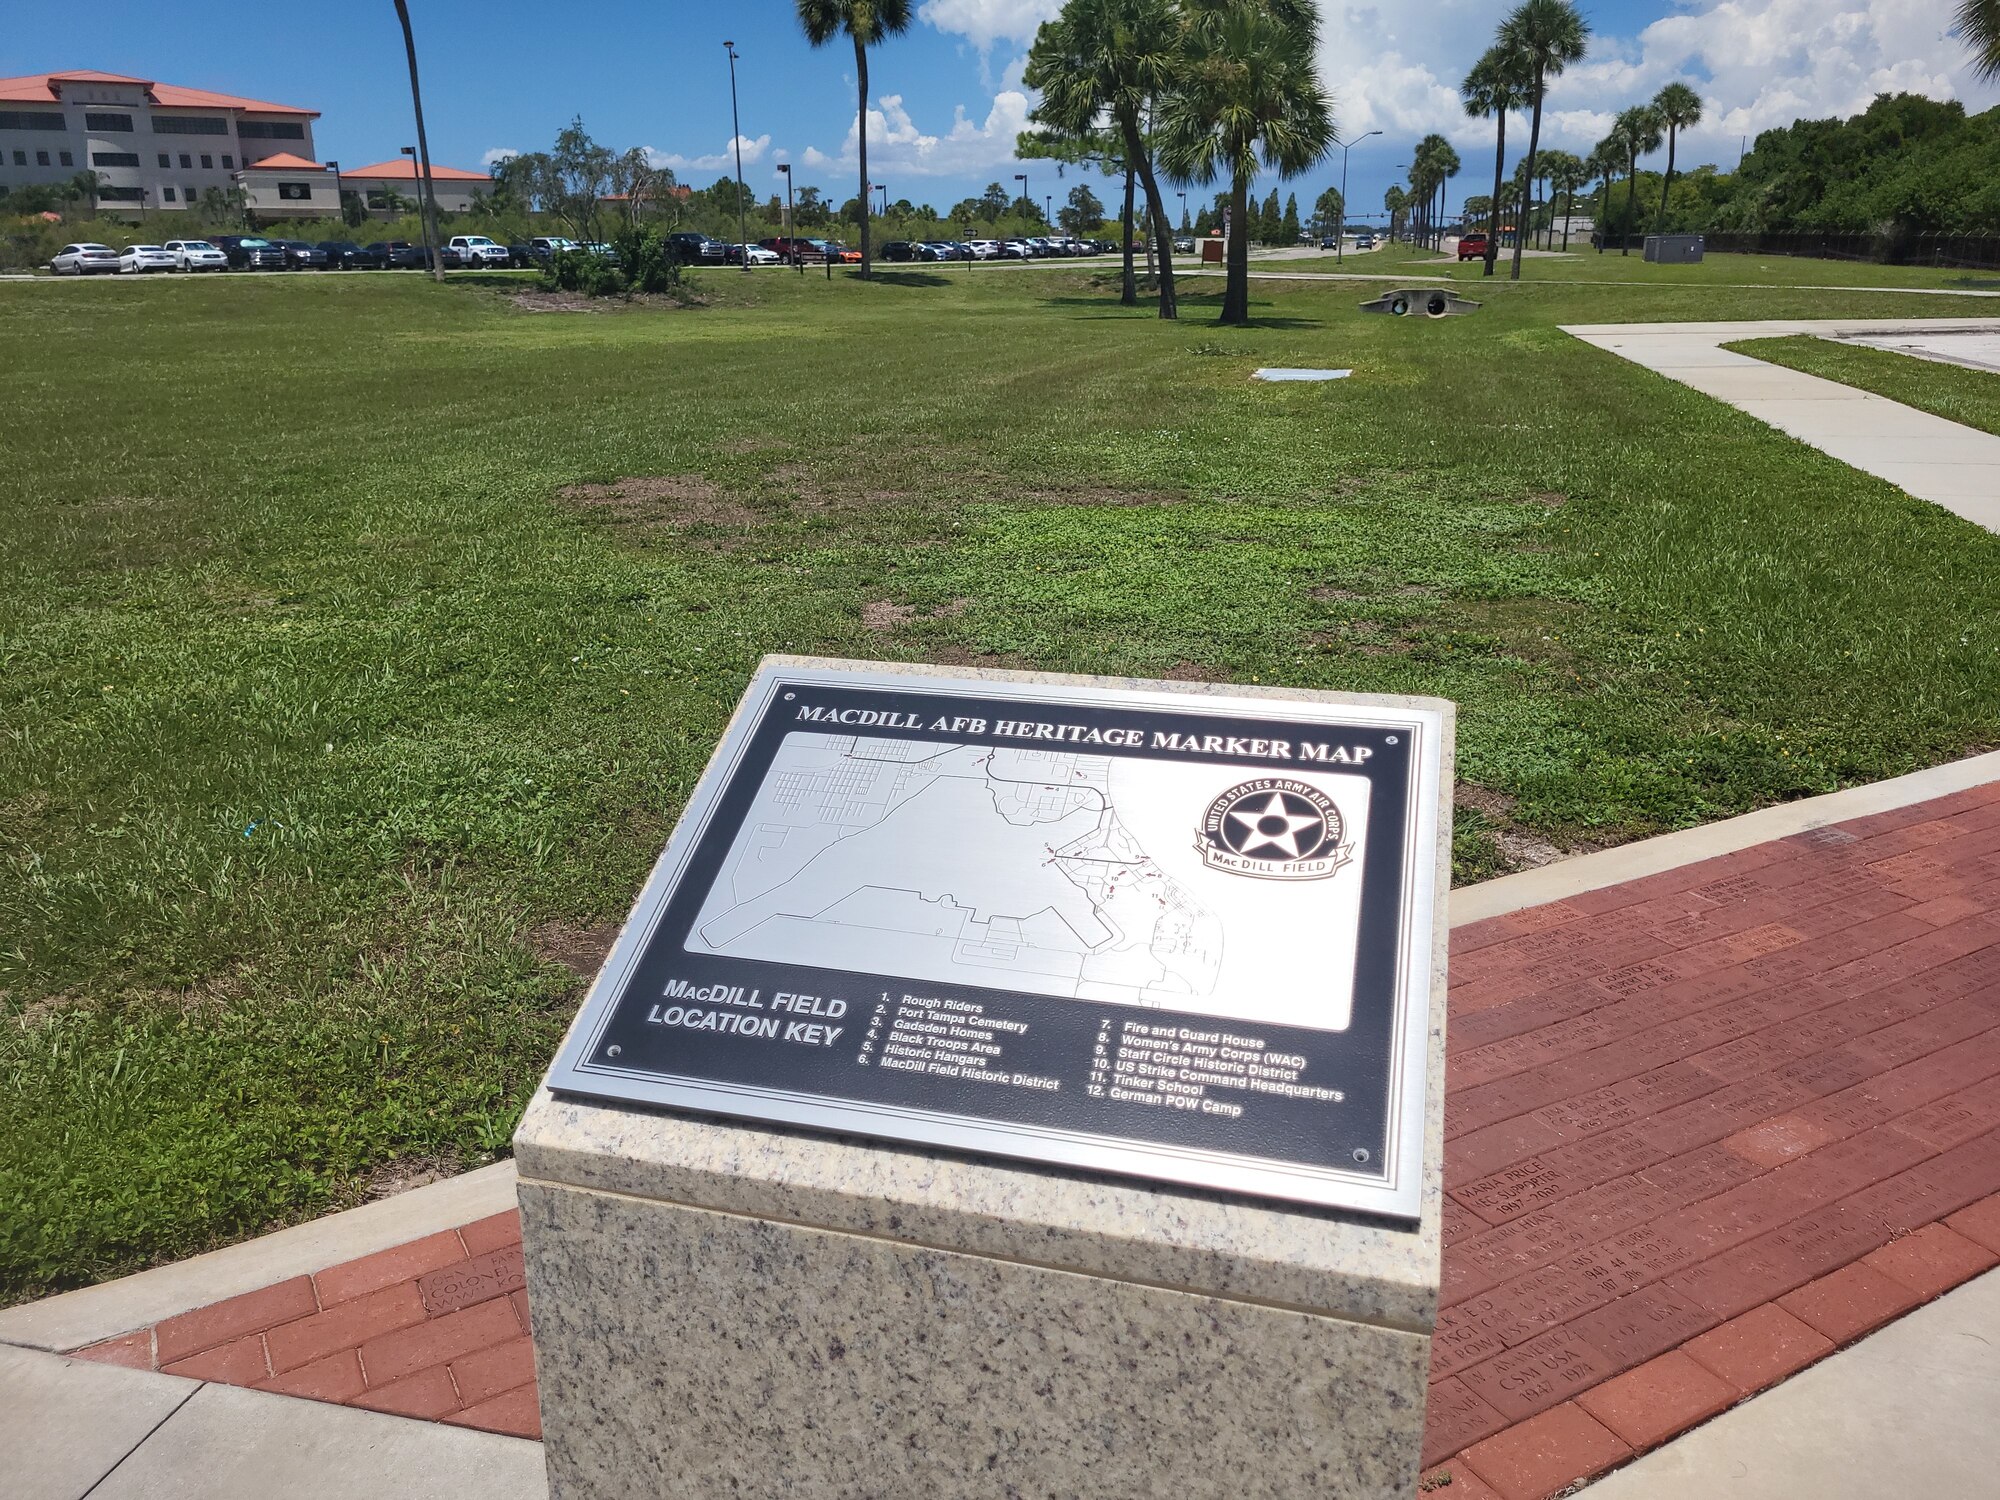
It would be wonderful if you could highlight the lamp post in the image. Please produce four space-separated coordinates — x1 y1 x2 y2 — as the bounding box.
392 0 445 283
1045 193 1052 228
876 182 888 216
1177 190 1186 231
723 41 749 272
1013 172 1027 227
1334 128 1380 265
777 162 800 274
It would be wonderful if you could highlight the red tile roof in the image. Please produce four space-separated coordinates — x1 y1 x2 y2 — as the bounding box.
243 152 324 171
0 70 318 116
342 159 490 183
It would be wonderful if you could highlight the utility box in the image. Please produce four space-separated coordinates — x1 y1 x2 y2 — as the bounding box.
1644 233 1705 264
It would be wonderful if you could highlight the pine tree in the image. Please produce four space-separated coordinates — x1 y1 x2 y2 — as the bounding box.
1194 205 1214 236
1281 191 1300 243
1260 187 1281 243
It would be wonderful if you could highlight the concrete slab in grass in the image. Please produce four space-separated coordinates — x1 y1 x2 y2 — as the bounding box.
1583 1267 2000 1497
85 1375 548 1500
0 1343 198 1500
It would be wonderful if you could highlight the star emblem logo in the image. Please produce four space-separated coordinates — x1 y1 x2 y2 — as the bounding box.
1199 779 1349 880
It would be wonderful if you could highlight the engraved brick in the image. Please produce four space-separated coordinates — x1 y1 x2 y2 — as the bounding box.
1457 1325 1619 1422
1570 1283 1720 1368
1724 1113 1837 1168
418 1244 526 1315
1421 1376 1512 1467
1431 1299 1511 1379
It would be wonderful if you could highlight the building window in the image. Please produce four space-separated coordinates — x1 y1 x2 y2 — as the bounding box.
237 120 306 141
36 151 50 167
85 111 134 132
11 151 23 166
222 154 233 169
184 184 197 201
99 185 143 202
278 181 313 201
179 153 192 169
200 155 213 169
59 151 73 166
163 187 177 202
92 151 141 168
153 115 227 135
0 110 66 131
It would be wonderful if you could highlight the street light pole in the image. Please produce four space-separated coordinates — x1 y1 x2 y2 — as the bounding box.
392 0 445 283
778 162 799 274
724 41 749 272
1177 190 1186 231
1335 129 1381 265
1013 172 1028 228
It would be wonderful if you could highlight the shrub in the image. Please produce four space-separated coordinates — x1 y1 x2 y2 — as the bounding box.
538 228 687 300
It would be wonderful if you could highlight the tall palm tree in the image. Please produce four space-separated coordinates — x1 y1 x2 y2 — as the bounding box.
1651 81 1703 231
1383 183 1408 241
797 0 913 279
1542 149 1587 249
1497 0 1589 280
1410 134 1456 250
1461 46 1530 277
1026 0 1180 319
1588 137 1617 253
1958 0 2000 79
1610 105 1663 255
1159 0 1334 325
394 0 446 283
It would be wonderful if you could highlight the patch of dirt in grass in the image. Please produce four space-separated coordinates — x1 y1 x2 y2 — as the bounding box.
364 1153 466 1200
1312 585 1367 602
865 597 972 632
1454 783 1519 818
1161 660 1223 681
1493 827 1576 869
558 475 763 539
528 920 620 984
508 290 603 313
1528 491 1569 508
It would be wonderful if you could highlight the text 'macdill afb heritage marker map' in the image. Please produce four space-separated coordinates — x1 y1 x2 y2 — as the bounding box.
548 658 1451 1219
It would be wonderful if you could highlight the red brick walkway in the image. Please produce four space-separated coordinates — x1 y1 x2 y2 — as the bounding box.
68 782 2000 1496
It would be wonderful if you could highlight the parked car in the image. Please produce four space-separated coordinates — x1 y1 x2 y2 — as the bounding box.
381 241 432 269
584 242 621 266
997 239 1032 259
163 239 227 272
342 242 393 270
966 239 1000 259
733 243 780 265
912 242 952 261
1173 236 1196 254
315 240 367 269
879 240 917 262
447 234 510 269
529 236 582 261
506 243 538 268
214 235 288 270
272 239 331 270
50 243 122 275
117 244 179 274
665 232 726 264
1456 232 1490 261
819 240 862 263
757 236 820 262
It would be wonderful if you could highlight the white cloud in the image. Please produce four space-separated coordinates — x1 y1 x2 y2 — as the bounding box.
649 135 772 175
918 0 1061 49
482 148 519 167
1312 0 2000 174
807 90 1036 179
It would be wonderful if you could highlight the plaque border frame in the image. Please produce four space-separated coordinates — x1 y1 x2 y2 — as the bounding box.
544 657 1448 1221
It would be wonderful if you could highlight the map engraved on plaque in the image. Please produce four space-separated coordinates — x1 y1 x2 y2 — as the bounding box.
688 733 1372 1030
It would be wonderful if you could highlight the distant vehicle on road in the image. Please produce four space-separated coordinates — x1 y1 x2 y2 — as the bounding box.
1457 232 1490 261
49 242 121 275
118 244 178 274
164 239 227 272
1355 234 1376 250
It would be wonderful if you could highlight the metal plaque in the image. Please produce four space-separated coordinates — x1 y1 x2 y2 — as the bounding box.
546 658 1450 1220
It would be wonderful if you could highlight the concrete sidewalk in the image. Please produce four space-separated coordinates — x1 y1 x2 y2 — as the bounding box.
1563 318 2000 534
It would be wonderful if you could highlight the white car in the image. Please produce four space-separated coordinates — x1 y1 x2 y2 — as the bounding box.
165 239 228 272
967 239 1001 260
740 243 781 265
447 234 510 268
50 243 121 275
118 244 179 274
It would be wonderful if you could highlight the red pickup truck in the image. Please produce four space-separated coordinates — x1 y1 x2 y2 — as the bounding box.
1457 232 1491 261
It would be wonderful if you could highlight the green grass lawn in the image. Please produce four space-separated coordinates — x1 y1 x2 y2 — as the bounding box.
1261 245 2000 291
1726 334 2000 437
4 264 1999 1302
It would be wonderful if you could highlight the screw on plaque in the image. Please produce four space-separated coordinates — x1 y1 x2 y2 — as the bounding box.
1352 1148 1370 1164
607 1045 622 1058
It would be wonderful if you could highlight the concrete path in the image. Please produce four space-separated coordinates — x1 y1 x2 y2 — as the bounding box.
1585 1265 2000 1498
1845 328 2000 374
1564 318 2000 533
0 1344 546 1500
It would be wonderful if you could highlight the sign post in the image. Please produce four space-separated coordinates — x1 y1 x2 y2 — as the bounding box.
518 658 1454 1498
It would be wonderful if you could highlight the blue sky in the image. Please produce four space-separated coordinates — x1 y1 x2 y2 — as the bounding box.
7 1 1996 223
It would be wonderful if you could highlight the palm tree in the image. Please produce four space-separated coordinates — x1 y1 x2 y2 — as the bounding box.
1026 0 1181 319
1409 134 1456 250
1610 105 1663 255
1958 0 2000 79
1587 138 1617 253
1158 0 1334 325
797 0 913 279
1461 46 1530 277
1383 184 1408 241
1651 81 1703 230
1497 0 1589 280
393 0 446 284
1542 150 1587 249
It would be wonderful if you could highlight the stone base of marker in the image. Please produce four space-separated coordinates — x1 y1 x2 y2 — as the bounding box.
515 1092 1443 1499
